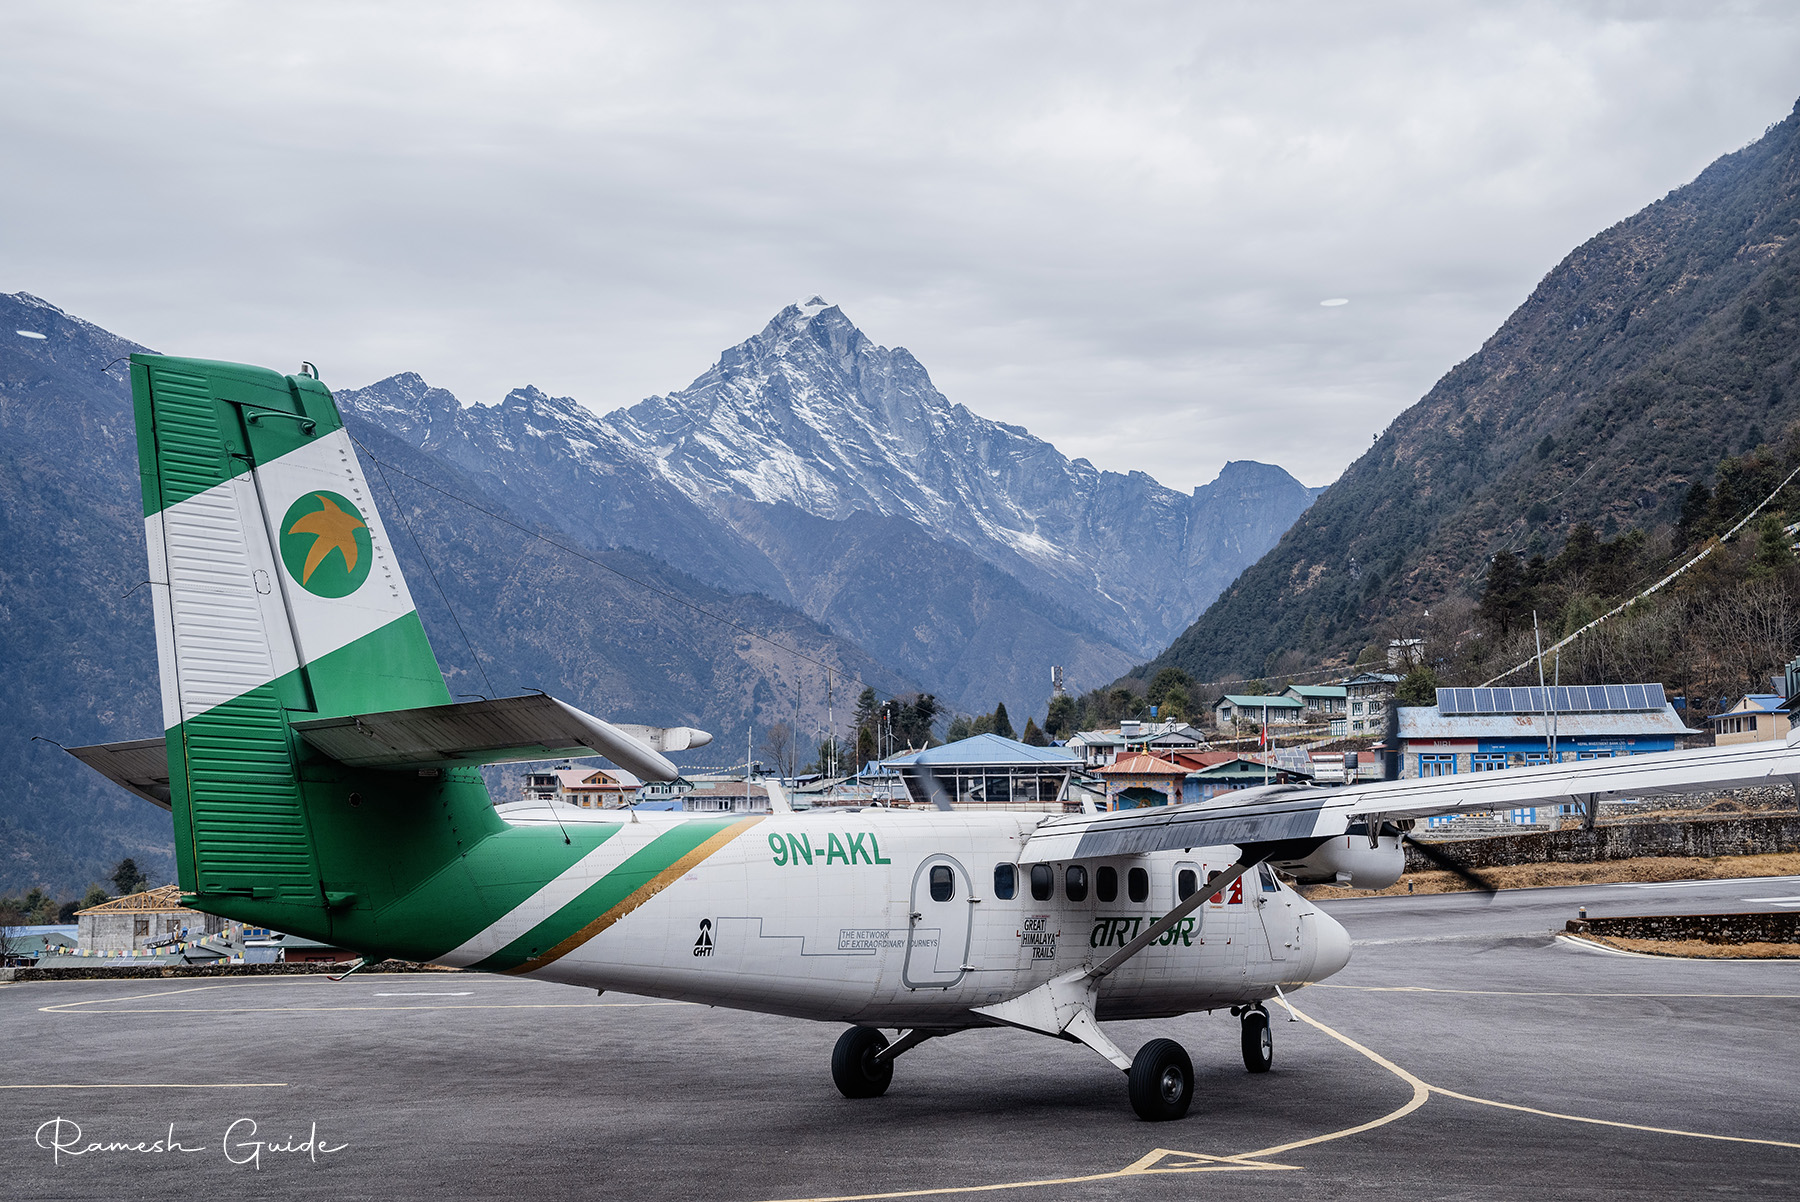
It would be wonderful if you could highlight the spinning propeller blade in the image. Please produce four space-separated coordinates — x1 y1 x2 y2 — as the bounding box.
1401 833 1498 896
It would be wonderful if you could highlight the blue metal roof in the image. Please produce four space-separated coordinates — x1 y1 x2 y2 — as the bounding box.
882 733 1079 768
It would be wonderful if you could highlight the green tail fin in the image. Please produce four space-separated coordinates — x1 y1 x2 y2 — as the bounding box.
133 355 499 947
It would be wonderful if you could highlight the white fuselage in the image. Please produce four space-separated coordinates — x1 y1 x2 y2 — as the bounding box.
502 809 1352 1027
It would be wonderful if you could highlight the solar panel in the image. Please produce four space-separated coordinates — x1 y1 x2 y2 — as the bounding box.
1431 683 1668 714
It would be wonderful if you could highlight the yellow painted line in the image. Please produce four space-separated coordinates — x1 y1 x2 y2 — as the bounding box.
1238 1003 1430 1160
508 816 764 975
759 997 1799 1202
0 1082 286 1090
1430 1085 1800 1150
752 1149 1297 1202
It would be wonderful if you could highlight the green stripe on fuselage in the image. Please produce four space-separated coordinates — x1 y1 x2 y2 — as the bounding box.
467 819 745 972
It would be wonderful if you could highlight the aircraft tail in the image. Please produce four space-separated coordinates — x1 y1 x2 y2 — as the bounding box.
132 354 496 943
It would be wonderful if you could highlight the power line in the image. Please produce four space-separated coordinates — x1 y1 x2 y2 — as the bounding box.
1480 459 1800 687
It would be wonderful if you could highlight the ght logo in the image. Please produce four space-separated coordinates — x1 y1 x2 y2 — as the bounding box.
280 491 372 597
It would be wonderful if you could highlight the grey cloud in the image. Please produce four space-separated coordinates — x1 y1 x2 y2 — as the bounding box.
3 1 1799 490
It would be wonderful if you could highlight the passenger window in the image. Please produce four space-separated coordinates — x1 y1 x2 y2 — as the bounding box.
994 863 1017 900
1096 865 1118 903
1177 868 1197 901
1128 866 1149 903
1065 864 1089 902
1030 863 1053 901
929 864 955 903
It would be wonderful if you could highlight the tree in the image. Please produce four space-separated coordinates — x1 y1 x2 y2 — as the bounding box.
1044 694 1077 738
111 858 147 897
1395 665 1442 707
1157 684 1190 721
991 703 1015 740
0 898 27 964
945 715 973 742
1020 717 1049 746
1145 667 1194 711
23 887 58 925
761 721 796 780
1750 514 1794 579
81 884 109 910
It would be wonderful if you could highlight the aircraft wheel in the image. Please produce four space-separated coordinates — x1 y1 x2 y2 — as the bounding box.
1241 1009 1273 1073
1127 1038 1194 1121
831 1027 894 1099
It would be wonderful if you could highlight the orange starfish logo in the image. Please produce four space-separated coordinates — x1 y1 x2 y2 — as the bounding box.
286 494 367 583
279 491 373 597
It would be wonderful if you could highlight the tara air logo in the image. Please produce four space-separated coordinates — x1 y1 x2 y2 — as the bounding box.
279 491 372 597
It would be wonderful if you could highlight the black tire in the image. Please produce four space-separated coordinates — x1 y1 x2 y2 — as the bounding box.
831 1027 894 1098
1127 1038 1194 1121
1241 1009 1273 1073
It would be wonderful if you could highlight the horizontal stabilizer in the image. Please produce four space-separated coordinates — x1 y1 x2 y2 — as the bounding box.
66 737 175 812
69 696 710 803
290 694 704 781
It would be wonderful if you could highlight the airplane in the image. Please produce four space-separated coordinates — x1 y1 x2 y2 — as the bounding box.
68 353 1800 1121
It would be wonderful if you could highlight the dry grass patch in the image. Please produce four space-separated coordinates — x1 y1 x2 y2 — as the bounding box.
1576 935 1800 960
1300 852 1800 900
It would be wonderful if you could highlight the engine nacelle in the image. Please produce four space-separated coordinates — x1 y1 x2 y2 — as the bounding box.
1270 832 1405 890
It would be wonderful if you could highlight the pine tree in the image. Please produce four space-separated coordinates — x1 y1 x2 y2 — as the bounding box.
991 702 1015 739
1021 718 1049 746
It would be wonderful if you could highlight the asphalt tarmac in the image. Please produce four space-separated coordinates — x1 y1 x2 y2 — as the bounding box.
4 876 1798 1201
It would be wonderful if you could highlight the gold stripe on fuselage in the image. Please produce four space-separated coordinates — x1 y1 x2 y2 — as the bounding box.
504 816 764 975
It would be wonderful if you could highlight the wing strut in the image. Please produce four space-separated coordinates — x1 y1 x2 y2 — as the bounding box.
974 848 1287 1071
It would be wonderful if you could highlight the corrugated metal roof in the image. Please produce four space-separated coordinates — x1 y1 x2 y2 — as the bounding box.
1219 694 1303 708
1095 753 1187 776
883 733 1078 768
1284 685 1347 698
1396 705 1698 739
1712 695 1786 720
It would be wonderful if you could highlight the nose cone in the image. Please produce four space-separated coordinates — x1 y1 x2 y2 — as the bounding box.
1309 909 1352 982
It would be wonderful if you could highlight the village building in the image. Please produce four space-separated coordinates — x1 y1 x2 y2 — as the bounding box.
1212 694 1305 729
681 778 773 814
884 734 1098 812
74 885 225 956
1709 695 1791 745
1063 721 1208 769
553 766 643 807
1182 755 1310 801
1342 672 1402 736
1093 753 1189 809
1281 684 1347 719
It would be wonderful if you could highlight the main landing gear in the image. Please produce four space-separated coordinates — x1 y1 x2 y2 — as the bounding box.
831 1027 940 1099
1127 1038 1194 1121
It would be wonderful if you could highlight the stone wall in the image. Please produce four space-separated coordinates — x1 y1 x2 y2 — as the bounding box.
1405 815 1800 872
1570 912 1800 942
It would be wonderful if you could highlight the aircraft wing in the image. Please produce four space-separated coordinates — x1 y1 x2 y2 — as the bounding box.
1022 735 1800 862
69 694 713 798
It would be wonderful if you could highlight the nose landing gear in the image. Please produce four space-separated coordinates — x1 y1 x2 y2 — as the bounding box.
1240 1005 1273 1073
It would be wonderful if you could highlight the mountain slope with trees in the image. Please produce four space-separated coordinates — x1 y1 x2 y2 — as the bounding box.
1142 96 1800 687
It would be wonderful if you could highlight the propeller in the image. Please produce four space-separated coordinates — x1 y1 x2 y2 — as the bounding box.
1400 832 1498 896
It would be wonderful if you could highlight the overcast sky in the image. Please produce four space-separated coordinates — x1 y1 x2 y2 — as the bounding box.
5 3 1799 490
